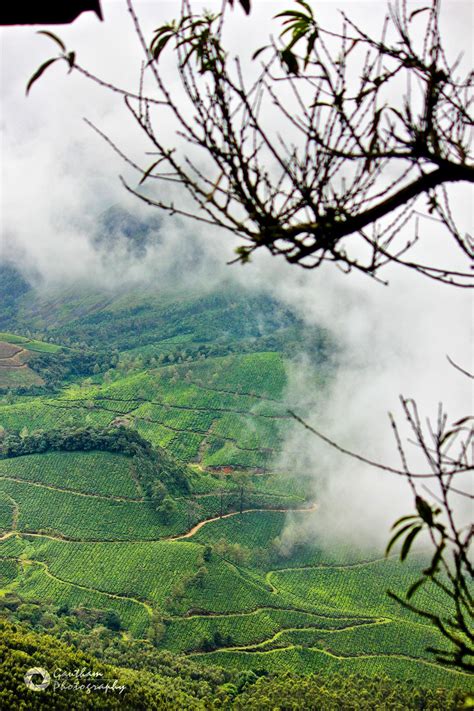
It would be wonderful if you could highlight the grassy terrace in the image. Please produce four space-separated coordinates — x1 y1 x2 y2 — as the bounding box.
0 352 298 470
0 345 469 692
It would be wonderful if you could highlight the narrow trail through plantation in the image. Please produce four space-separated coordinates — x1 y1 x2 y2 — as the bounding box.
188 619 391 655
0 503 316 545
169 503 317 540
187 643 470 677
16 557 153 616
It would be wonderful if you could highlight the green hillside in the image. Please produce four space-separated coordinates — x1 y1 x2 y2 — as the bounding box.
0 281 330 364
0 333 63 391
0 351 310 471
0 333 62 353
0 280 470 704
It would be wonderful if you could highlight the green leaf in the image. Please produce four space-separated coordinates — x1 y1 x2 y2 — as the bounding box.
37 30 66 52
234 246 252 264
181 45 198 70
287 25 311 47
275 11 308 20
295 0 314 15
415 496 434 526
406 577 426 599
390 514 419 530
252 45 270 61
400 524 423 561
26 58 59 96
150 32 174 61
305 29 319 63
386 522 418 556
280 48 299 75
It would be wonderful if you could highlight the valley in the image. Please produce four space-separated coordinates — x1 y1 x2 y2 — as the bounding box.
0 274 471 706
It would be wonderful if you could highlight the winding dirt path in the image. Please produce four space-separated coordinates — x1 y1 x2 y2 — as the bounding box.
172 605 378 623
188 618 390 656
0 504 316 545
169 503 317 541
9 556 153 617
55 395 290 420
188 643 468 677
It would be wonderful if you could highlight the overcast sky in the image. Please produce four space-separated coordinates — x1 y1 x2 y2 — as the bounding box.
0 1 472 547
0 0 472 278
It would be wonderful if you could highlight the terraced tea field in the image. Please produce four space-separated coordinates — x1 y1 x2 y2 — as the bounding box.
0 516 468 690
0 346 470 693
0 352 299 471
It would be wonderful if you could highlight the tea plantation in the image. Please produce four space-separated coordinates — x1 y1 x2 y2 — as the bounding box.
0 286 471 704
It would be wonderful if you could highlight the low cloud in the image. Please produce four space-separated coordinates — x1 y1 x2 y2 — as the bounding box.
267 261 472 555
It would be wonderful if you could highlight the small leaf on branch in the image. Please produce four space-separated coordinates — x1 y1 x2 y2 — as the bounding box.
150 31 174 61
26 58 59 95
276 11 309 22
37 30 66 52
235 246 252 264
139 160 162 186
386 521 419 556
415 496 434 526
228 0 251 14
390 514 418 529
453 416 474 426
295 0 314 15
439 429 458 446
252 46 270 61
280 48 299 75
401 524 423 561
305 29 319 65
409 7 430 21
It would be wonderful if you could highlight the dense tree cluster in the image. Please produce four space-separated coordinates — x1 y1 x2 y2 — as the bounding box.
29 348 118 389
0 425 152 459
0 619 226 710
232 670 470 710
0 618 469 710
0 425 190 496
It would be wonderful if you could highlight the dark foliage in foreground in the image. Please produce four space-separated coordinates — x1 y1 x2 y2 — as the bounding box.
0 620 470 710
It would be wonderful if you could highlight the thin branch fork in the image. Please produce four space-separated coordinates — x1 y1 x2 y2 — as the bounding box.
287 409 473 485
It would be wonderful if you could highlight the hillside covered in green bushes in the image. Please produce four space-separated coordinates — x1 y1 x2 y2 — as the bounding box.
0 278 471 706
